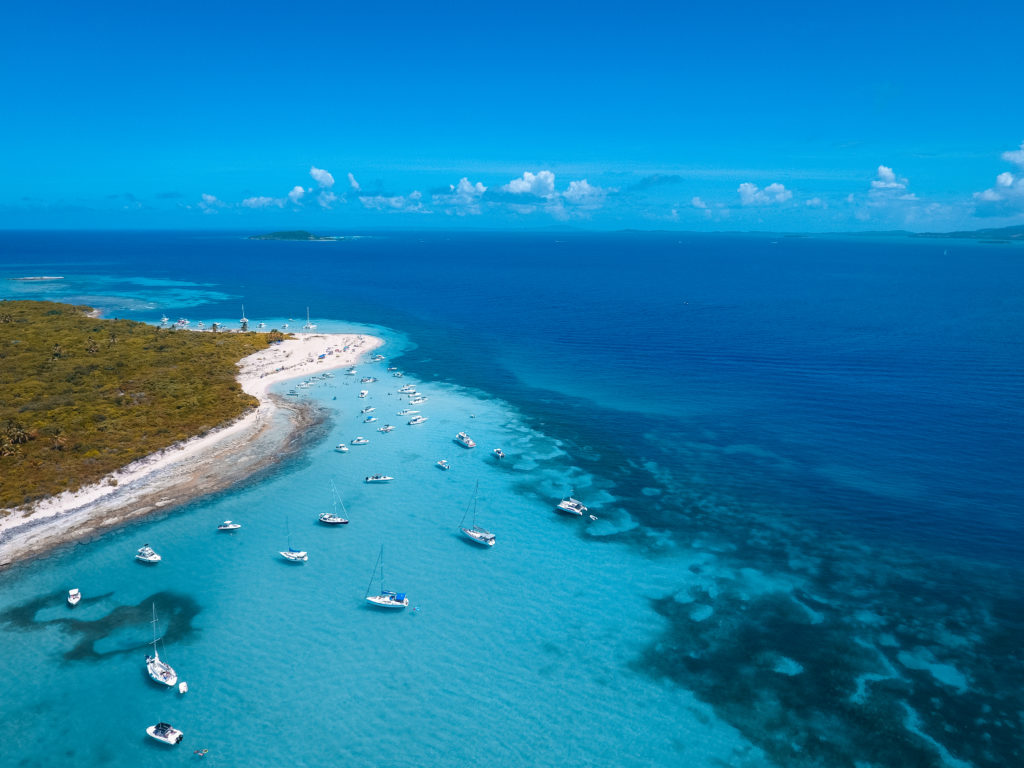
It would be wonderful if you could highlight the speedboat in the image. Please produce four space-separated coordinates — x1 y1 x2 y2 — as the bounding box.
436 459 451 471
365 474 394 483
364 416 378 423
280 548 308 562
359 390 368 398
67 588 81 607
409 396 428 404
393 372 404 377
408 415 428 425
318 512 349 525
335 443 349 452
398 385 417 394
396 409 418 416
217 520 241 531
361 406 376 414
454 432 476 449
555 496 588 516
493 448 506 460
360 377 378 383
387 366 398 371
146 722 184 745
135 545 161 564
346 367 358 375
351 436 370 445
377 425 395 433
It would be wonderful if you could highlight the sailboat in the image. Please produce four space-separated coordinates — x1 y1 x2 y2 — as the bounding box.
459 480 496 547
240 304 249 328
302 307 317 330
319 480 350 525
279 517 308 562
145 604 178 687
364 546 408 609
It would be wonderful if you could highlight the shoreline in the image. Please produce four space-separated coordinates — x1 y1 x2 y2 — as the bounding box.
0 331 382 569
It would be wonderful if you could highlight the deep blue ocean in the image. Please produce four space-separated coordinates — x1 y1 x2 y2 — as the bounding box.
0 230 1021 767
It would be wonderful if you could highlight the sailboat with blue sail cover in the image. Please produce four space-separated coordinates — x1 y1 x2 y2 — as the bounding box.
364 545 408 609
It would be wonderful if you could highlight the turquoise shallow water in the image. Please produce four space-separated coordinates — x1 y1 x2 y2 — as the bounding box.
1 231 1022 767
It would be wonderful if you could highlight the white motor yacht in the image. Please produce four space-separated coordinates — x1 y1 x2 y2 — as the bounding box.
365 474 394 483
454 432 476 449
351 436 370 445
135 545 161 564
335 443 349 452
409 396 428 405
436 459 451 470
377 425 396 433
408 415 428 425
146 722 184 745
67 588 81 607
359 390 368 398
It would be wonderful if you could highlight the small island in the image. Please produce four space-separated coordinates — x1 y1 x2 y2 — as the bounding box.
248 230 338 241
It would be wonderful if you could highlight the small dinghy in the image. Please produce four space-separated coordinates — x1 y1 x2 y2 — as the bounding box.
67 588 81 607
146 722 184 745
178 681 188 694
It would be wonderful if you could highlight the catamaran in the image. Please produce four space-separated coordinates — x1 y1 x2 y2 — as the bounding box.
145 604 178 687
364 545 409 609
459 480 496 547
555 493 588 516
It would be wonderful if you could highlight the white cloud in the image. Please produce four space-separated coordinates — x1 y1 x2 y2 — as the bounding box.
359 191 428 213
347 172 360 191
433 177 487 215
691 196 708 210
241 196 284 209
318 190 339 209
870 165 908 190
1001 141 1024 169
738 182 792 205
310 166 335 189
198 193 224 213
805 197 825 208
288 186 305 204
502 170 556 197
973 142 1024 215
563 179 606 206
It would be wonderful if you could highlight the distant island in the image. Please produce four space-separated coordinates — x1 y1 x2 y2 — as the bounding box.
248 230 338 241
911 224 1024 242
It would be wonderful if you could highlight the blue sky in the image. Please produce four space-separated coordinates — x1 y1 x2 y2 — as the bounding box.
2 1 1023 231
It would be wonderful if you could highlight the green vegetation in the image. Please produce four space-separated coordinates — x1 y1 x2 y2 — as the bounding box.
913 224 1024 241
248 230 336 241
0 300 275 510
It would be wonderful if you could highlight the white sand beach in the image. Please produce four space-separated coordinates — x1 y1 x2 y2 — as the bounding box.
0 332 382 567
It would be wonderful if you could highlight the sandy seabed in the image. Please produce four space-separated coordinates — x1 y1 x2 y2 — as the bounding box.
0 332 382 568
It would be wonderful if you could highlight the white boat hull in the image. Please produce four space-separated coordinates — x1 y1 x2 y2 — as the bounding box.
461 527 496 546
280 551 308 562
365 595 409 609
146 723 184 745
147 655 178 687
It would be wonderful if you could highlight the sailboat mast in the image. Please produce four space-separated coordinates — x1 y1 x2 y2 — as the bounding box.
365 546 383 598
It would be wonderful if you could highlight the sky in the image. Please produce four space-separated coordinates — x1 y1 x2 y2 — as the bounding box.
2 1 1023 232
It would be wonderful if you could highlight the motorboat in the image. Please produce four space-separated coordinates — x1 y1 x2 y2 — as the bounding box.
365 474 394 483
377 424 395 433
409 396 428 405
436 459 451 471
398 384 417 394
555 495 588 516
335 443 349 452
346 367 358 375
393 372 404 377
135 544 162 564
359 390 368 398
146 722 184 745
364 416 378 423
396 409 418 416
493 448 506 460
67 588 81 607
146 604 178 687
453 432 476 449
408 415 428 425
361 406 376 414
387 366 398 371
371 354 385 362
364 546 408 609
217 520 241 531
360 377 378 383
351 437 370 445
